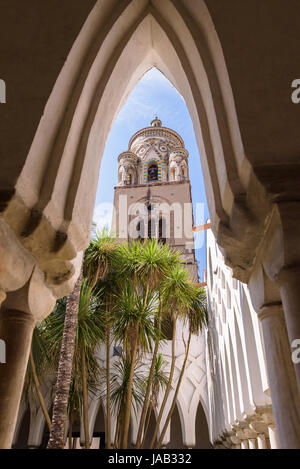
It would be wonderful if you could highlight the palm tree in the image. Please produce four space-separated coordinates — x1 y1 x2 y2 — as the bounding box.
148 266 195 449
156 286 207 448
76 281 105 448
24 326 52 433
141 353 168 448
109 356 145 448
47 268 83 449
46 278 105 449
84 229 119 449
112 282 159 449
120 239 179 449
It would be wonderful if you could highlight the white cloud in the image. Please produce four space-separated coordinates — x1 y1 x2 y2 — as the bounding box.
115 68 183 131
93 202 114 233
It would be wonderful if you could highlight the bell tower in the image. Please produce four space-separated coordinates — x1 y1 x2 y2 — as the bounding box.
113 118 198 281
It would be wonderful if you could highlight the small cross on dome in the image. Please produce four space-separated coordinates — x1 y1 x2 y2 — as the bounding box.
151 117 162 127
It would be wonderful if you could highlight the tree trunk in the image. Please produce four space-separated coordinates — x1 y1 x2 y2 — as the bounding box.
156 328 192 449
29 349 52 432
68 417 73 449
106 325 112 449
122 324 138 449
47 269 82 449
136 312 161 448
81 340 90 449
114 410 122 449
149 318 177 449
141 400 153 448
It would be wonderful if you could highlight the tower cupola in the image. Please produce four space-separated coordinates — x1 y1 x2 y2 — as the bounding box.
150 116 162 127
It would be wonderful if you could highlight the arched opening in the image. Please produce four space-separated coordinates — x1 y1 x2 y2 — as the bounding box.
195 400 212 449
16 0 237 277
158 218 166 244
148 217 156 239
169 404 184 448
2 0 300 453
141 409 157 449
181 163 187 179
148 164 158 182
1 1 250 450
127 173 132 185
91 402 106 449
12 407 30 449
136 220 145 241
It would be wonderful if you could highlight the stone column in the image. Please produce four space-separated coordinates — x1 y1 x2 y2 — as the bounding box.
249 421 268 449
268 425 279 449
257 434 267 449
0 307 35 448
279 266 300 390
249 438 257 449
258 303 300 448
240 440 249 449
230 434 241 449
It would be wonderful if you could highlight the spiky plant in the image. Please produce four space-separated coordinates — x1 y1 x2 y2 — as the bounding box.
112 282 160 448
156 286 207 448
141 353 168 448
44 280 105 448
109 356 145 448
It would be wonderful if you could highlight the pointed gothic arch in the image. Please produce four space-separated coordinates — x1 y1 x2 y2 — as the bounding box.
3 0 300 450
1 0 252 300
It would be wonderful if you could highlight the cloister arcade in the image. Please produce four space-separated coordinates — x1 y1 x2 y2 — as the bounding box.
1 0 300 448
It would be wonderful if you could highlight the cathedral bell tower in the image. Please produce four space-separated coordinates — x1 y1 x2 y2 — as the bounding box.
113 118 198 281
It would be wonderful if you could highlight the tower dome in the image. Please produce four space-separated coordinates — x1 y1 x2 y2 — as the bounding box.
150 116 162 127
117 120 189 185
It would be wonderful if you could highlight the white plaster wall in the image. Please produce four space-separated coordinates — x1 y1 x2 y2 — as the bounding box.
205 225 272 445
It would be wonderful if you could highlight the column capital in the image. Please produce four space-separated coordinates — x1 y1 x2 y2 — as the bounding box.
249 421 268 435
276 264 300 285
257 302 283 322
0 308 35 327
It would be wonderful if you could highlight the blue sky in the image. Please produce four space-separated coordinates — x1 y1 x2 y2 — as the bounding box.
93 68 209 280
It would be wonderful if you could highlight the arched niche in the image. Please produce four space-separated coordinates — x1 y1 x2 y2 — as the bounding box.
168 404 184 448
195 400 211 449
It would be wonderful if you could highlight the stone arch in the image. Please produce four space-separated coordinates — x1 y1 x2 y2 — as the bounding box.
180 160 188 179
169 403 184 448
2 0 249 297
86 396 108 446
194 399 211 449
240 287 267 405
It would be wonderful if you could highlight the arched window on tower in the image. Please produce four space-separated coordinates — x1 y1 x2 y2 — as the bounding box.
170 166 175 182
136 220 145 241
148 164 158 182
148 218 156 239
181 163 187 179
158 218 166 244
